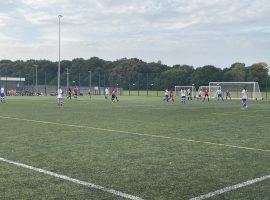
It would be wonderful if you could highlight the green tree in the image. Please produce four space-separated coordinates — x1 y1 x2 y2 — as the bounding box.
247 62 268 89
192 65 222 86
226 62 246 82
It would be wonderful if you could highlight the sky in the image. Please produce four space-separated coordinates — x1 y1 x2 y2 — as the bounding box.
0 0 269 68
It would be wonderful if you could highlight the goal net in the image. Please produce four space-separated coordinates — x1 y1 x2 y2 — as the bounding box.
197 86 220 99
175 86 196 97
209 82 262 100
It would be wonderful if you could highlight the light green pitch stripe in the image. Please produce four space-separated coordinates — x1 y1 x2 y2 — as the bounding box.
0 157 144 200
1 115 270 153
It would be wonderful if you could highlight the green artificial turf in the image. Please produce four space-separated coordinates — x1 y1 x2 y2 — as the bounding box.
0 95 269 199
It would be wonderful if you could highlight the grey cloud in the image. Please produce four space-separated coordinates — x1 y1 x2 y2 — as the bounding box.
0 0 269 67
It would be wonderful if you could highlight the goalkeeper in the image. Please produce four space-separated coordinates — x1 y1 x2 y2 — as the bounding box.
203 88 209 102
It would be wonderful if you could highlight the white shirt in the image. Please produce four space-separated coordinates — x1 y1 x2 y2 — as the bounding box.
181 89 186 97
164 90 168 95
217 89 222 95
57 89 63 99
0 87 4 94
242 89 248 100
105 88 109 95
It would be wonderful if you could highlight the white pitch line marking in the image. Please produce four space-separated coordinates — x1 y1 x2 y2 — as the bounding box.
0 115 270 153
190 174 270 200
0 157 144 200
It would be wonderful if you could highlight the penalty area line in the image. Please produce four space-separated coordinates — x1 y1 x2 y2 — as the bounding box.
0 157 144 200
190 174 270 200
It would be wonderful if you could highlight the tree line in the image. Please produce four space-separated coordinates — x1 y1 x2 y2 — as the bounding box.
0 57 269 90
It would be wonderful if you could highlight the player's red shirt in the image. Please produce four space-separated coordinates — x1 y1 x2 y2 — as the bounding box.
204 89 209 95
112 89 116 95
73 87 78 95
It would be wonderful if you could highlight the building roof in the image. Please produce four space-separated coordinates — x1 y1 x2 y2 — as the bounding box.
0 77 25 81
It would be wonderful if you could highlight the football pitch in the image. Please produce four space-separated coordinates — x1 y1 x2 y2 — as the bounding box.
0 95 270 199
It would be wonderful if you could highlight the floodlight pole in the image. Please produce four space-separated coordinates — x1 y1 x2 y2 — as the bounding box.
66 68 69 89
266 65 269 100
266 78 268 100
19 71 21 87
192 83 195 97
103 73 105 90
79 73 81 93
88 71 92 89
44 72 47 95
25 74 29 87
129 83 130 96
27 74 29 87
5 68 7 93
146 73 149 96
58 15 63 90
137 73 139 96
98 72 101 95
33 64 38 94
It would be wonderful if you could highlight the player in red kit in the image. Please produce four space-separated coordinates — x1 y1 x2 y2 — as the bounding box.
73 86 78 99
203 88 209 102
111 88 119 103
169 88 174 102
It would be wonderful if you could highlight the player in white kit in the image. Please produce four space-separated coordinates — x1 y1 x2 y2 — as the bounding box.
0 87 6 103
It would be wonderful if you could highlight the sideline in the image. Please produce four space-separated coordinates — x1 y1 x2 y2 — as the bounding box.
0 157 144 200
0 115 270 153
190 174 270 199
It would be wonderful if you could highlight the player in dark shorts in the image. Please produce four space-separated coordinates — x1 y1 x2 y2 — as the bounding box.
111 88 119 102
225 90 231 100
88 88 91 99
67 88 72 100
203 89 209 102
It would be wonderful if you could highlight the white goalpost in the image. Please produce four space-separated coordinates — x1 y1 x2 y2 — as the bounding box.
209 82 262 100
174 86 196 97
197 86 220 99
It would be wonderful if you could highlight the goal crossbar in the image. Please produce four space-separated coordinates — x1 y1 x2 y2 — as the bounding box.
209 82 262 100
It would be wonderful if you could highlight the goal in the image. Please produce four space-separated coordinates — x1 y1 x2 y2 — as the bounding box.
197 86 220 99
209 82 262 100
174 86 196 97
